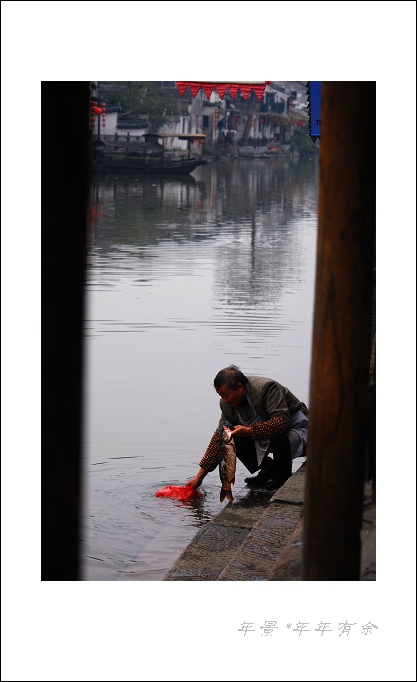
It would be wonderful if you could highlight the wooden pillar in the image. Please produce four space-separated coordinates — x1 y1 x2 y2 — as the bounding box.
302 82 376 580
42 82 90 580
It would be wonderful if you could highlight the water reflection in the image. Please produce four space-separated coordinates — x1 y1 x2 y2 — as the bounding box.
82 157 318 580
87 159 316 248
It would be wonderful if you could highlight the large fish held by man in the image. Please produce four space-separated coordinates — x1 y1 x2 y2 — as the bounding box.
219 425 236 502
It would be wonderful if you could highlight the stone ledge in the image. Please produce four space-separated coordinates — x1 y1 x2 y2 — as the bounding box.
268 490 376 581
217 504 302 581
269 462 306 505
163 523 250 581
162 464 375 582
359 502 376 580
212 490 273 528
268 519 304 580
163 465 307 581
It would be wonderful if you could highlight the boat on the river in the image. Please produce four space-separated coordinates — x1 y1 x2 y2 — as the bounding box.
91 133 208 175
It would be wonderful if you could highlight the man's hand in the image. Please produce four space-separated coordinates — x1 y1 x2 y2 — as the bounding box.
185 475 202 489
185 467 207 489
229 424 252 438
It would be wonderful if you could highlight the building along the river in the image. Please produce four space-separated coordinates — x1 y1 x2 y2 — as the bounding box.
93 81 310 156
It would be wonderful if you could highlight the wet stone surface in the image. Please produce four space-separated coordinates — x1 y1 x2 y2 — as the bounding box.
162 524 250 581
164 466 306 581
213 489 273 528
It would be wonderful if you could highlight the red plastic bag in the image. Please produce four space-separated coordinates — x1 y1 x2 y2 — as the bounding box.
155 485 202 501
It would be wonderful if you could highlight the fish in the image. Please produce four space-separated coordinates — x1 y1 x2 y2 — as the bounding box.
219 426 236 502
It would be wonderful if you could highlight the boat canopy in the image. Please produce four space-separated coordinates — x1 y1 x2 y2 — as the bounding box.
177 134 206 141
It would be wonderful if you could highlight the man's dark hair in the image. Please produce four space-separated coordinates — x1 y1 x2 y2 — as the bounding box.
213 365 249 390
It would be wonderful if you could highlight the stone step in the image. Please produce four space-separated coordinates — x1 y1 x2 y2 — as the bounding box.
163 463 375 582
268 480 376 581
163 466 306 581
216 466 305 581
162 490 274 581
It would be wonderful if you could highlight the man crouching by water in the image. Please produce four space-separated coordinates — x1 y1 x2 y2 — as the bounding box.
186 365 308 492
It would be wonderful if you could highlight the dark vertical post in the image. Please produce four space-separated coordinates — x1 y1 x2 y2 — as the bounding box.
42 82 90 580
302 82 376 580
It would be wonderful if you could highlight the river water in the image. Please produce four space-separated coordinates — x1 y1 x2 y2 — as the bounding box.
81 157 318 580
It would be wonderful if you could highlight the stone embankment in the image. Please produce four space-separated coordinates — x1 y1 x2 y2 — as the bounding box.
163 463 376 581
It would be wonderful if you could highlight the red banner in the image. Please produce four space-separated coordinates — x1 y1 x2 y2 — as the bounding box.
176 81 272 101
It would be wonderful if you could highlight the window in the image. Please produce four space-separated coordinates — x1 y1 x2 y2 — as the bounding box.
203 116 209 128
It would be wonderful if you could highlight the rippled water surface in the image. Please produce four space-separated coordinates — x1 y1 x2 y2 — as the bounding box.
82 157 318 580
